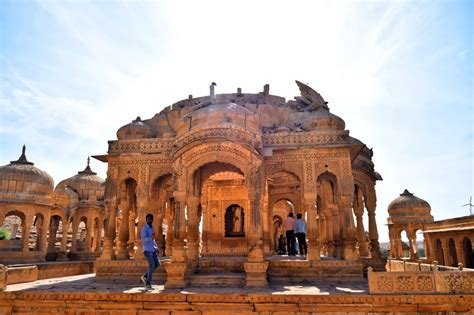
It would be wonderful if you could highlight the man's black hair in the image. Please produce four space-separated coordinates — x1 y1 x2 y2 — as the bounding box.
146 213 154 220
297 213 302 219
289 212 294 217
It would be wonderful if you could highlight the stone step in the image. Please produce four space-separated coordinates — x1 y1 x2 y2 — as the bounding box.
188 273 246 287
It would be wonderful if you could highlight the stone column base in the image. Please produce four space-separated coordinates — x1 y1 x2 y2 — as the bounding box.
164 261 188 288
244 261 268 287
341 241 359 260
56 251 69 261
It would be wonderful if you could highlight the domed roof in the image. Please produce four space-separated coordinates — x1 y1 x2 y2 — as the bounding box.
300 108 346 131
0 145 54 197
178 101 260 135
55 157 104 201
388 189 433 223
117 116 158 140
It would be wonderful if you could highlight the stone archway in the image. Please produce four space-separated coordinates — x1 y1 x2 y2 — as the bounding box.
193 162 248 256
463 237 474 268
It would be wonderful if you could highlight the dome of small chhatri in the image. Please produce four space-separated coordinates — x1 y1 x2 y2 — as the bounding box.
55 157 104 201
117 116 158 140
388 189 433 223
0 146 54 197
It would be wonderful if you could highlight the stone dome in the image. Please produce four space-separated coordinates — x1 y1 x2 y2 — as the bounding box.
300 108 346 131
176 101 260 137
387 189 433 223
55 158 104 201
117 116 158 140
0 146 54 197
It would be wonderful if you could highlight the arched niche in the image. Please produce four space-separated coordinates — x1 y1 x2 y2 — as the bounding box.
224 204 245 237
316 171 338 210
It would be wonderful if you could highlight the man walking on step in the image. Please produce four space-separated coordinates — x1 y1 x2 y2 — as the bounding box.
141 213 160 289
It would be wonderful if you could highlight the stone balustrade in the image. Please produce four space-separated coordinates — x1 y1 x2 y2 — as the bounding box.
368 266 474 294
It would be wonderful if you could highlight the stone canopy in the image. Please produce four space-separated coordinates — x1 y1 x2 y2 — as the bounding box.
94 80 384 288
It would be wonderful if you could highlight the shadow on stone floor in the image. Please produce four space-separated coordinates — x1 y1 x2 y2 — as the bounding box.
6 273 368 295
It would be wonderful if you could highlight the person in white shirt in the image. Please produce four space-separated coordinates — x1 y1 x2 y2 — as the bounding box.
294 213 307 256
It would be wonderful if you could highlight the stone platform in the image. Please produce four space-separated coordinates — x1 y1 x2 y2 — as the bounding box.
1 273 473 314
96 255 370 286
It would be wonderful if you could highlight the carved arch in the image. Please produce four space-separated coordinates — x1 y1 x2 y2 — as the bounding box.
173 142 262 193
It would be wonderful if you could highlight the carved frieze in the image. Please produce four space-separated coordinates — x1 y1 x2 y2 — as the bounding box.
263 131 348 146
108 139 173 154
173 126 260 153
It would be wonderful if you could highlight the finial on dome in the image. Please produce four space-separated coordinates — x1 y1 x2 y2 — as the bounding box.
401 189 413 196
79 156 97 175
210 82 217 103
11 144 34 165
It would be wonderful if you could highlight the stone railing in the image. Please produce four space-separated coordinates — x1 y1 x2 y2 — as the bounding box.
386 259 474 272
368 266 474 294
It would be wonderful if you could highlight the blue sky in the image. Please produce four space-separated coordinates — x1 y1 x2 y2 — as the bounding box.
0 0 472 242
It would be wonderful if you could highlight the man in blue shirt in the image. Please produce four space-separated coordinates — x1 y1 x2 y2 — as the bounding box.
140 213 160 289
294 213 307 257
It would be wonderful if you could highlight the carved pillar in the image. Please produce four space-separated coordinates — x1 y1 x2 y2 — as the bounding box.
95 219 102 252
85 216 93 253
116 200 129 259
353 189 369 257
22 215 30 253
455 237 465 267
442 238 451 266
47 217 59 251
262 191 271 254
127 207 136 259
305 195 320 261
70 218 78 252
332 211 340 258
155 204 164 257
320 213 327 255
38 212 50 260
134 198 148 261
164 191 188 288
366 189 382 259
339 196 358 260
406 230 416 260
186 196 200 262
99 171 118 261
99 199 117 260
323 210 334 256
58 217 69 261
244 166 268 288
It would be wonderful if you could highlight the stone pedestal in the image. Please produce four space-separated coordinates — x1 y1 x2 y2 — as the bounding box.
164 261 187 288
244 261 268 287
341 241 359 260
56 251 69 262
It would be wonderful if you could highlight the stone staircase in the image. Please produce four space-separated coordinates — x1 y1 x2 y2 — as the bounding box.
188 273 246 287
189 256 247 287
